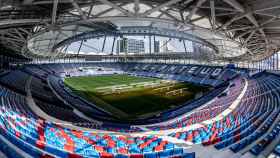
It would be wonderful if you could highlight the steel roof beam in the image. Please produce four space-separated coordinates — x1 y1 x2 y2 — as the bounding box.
222 0 269 53
222 0 244 12
134 0 140 15
96 0 134 17
92 3 126 17
51 0 59 25
244 30 256 44
141 0 185 17
23 0 35 5
186 0 207 22
227 26 252 32
210 0 216 30
70 0 88 20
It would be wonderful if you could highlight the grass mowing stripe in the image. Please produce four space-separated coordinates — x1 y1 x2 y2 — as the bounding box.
64 74 209 120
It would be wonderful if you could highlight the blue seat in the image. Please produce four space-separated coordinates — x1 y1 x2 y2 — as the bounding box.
143 147 153 153
165 143 174 150
182 152 195 158
144 152 157 158
44 146 68 158
158 149 172 157
115 154 129 158
250 145 263 155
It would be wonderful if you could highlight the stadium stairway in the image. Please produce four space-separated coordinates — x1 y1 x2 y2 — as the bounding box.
259 130 280 157
25 76 103 132
268 143 280 158
157 75 279 158
138 77 247 135
24 66 247 140
2 63 280 158
0 86 194 158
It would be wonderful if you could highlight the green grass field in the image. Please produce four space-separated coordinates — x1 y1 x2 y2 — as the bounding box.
64 74 209 119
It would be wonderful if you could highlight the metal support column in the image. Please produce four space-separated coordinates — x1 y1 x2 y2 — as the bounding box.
153 35 156 53
276 52 279 70
102 36 107 52
76 40 84 58
272 54 274 70
149 35 152 55
111 36 116 55
183 40 187 64
183 40 187 54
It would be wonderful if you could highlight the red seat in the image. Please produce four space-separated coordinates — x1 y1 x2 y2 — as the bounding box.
100 152 114 158
129 154 144 158
68 153 83 158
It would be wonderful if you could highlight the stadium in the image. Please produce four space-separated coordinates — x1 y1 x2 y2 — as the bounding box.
0 0 280 158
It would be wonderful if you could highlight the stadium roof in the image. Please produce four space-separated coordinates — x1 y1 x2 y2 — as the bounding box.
1 0 280 62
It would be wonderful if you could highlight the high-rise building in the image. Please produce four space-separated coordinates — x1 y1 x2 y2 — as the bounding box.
116 38 145 54
160 40 172 53
154 41 160 53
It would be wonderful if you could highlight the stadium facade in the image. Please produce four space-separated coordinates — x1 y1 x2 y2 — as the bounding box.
0 0 279 158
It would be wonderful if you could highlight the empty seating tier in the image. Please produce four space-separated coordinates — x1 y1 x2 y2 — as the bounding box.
0 62 279 158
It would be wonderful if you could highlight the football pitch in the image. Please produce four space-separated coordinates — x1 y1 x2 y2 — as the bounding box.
64 74 209 119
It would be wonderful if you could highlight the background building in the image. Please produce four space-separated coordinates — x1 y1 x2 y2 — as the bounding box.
160 40 172 53
154 41 160 53
116 38 145 54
